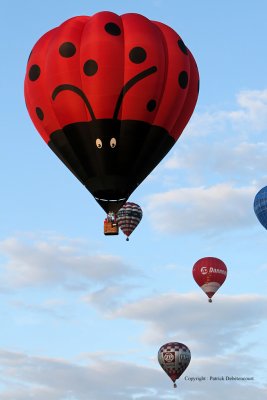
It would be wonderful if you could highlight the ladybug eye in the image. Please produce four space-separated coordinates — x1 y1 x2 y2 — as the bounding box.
110 138 116 148
96 139 102 148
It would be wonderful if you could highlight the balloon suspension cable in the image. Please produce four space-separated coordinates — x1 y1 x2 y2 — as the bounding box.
209 298 212 303
173 383 177 388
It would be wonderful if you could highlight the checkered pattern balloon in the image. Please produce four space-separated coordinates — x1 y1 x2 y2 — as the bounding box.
158 342 191 387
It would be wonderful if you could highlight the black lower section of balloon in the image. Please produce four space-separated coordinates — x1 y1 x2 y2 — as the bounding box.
49 119 175 213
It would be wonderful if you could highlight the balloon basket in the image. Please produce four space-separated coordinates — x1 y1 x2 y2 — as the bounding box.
208 298 212 303
126 237 129 241
173 383 177 388
104 221 119 235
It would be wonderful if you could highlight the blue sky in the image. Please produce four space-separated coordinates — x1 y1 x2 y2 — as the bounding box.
1 0 267 399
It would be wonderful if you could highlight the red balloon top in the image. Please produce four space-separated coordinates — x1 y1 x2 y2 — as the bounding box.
192 257 227 299
24 11 199 143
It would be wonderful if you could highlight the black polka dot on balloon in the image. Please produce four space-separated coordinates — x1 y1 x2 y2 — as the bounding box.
105 22 121 36
147 99 157 112
178 71 188 89
59 42 76 58
178 39 188 55
29 64 40 81
36 107 44 120
83 59 98 76
129 47 147 64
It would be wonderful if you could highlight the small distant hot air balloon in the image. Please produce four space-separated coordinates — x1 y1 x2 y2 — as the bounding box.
254 186 267 230
117 202 142 240
158 342 191 388
192 257 227 303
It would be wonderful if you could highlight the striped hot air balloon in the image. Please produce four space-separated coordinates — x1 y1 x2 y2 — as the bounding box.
117 202 142 240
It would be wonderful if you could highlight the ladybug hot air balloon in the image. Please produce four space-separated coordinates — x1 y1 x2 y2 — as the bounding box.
192 257 227 303
158 342 191 388
254 186 267 230
24 12 199 215
117 202 142 240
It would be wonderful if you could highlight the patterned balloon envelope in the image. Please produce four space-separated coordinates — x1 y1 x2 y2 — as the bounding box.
24 11 199 214
158 342 191 387
254 186 267 230
117 202 142 240
192 257 227 302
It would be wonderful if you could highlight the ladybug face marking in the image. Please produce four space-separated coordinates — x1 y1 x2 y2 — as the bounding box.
96 138 102 148
48 65 161 206
25 12 199 212
50 62 158 142
110 138 116 148
95 137 117 149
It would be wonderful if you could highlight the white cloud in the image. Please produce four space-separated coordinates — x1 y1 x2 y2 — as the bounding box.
0 234 138 289
145 90 267 236
110 292 267 356
0 349 162 400
146 90 267 230
230 89 267 132
185 110 229 137
164 141 267 181
82 284 131 312
186 88 267 138
0 348 266 400
158 88 267 190
145 183 256 234
10 298 69 320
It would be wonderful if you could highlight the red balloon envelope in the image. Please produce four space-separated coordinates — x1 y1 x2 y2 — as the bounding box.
192 257 227 302
24 11 199 213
